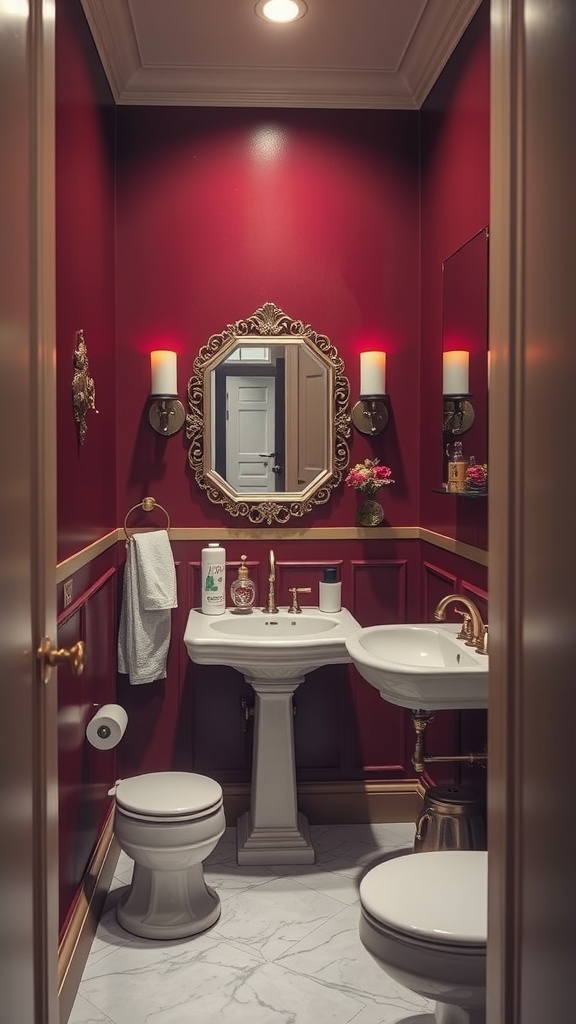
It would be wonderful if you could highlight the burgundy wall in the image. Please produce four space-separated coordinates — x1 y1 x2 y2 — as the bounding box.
56 0 117 563
419 2 490 548
114 106 420 527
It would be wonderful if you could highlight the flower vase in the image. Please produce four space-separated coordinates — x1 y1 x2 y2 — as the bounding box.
357 495 384 527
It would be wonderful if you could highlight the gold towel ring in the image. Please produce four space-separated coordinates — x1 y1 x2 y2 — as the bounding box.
123 497 171 539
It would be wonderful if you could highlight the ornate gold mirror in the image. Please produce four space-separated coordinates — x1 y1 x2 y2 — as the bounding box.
187 303 350 524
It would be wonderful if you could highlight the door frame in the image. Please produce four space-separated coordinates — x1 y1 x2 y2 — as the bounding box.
0 2 58 1021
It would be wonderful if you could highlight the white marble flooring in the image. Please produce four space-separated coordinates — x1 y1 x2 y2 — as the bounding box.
69 822 435 1024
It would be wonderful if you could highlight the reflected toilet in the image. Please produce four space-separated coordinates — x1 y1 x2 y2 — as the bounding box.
359 850 487 1024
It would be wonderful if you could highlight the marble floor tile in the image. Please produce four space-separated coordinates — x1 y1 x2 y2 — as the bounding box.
70 822 432 1024
209 875 348 961
276 902 433 1017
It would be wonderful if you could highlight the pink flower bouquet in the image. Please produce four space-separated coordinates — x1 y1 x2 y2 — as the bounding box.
465 459 488 492
345 458 395 498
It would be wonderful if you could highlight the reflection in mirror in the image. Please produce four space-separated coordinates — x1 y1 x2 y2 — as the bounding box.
442 228 489 476
186 303 351 524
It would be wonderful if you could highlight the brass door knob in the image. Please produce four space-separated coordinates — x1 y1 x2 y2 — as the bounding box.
38 637 86 678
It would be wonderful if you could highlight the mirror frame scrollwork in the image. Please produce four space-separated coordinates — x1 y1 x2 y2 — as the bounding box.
186 302 351 524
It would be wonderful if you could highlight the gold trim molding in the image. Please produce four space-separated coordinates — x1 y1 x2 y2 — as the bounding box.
57 526 487 582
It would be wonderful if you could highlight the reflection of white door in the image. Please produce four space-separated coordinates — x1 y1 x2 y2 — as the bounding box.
226 377 276 492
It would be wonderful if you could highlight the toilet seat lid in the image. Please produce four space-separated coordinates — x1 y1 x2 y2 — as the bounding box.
360 850 487 945
114 772 222 817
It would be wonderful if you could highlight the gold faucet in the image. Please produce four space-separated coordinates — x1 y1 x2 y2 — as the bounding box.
433 593 488 654
263 549 278 614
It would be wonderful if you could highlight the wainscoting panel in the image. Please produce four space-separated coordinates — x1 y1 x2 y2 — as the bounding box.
57 556 117 937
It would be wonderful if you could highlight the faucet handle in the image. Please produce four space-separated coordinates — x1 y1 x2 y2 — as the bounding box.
288 587 312 614
455 609 474 641
476 624 489 655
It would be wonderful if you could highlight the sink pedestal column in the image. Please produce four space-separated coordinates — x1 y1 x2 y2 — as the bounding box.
236 675 314 865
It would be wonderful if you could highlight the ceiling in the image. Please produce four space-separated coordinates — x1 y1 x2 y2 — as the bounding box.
80 0 483 110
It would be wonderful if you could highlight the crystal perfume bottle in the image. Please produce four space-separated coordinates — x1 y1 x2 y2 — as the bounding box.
230 555 256 613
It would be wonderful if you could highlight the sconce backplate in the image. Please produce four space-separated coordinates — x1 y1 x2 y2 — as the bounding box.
443 399 474 435
149 398 186 435
351 399 389 435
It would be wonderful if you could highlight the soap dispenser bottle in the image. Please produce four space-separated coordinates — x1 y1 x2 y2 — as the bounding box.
319 567 341 613
230 555 256 613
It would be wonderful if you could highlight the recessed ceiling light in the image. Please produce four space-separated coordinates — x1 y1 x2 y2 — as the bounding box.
255 0 308 24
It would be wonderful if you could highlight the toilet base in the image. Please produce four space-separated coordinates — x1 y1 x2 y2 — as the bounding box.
116 861 221 940
434 1002 485 1024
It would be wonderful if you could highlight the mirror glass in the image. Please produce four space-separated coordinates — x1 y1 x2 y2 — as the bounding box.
442 227 489 469
187 303 351 524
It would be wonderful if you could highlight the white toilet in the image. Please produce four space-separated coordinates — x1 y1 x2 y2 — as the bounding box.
111 771 226 940
359 850 487 1024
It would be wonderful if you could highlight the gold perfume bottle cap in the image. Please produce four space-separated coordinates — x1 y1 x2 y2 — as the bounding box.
237 554 249 579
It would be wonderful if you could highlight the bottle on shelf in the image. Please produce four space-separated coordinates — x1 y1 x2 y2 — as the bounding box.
446 441 468 493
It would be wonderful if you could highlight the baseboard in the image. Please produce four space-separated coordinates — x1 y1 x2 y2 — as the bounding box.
222 779 425 826
58 808 119 1024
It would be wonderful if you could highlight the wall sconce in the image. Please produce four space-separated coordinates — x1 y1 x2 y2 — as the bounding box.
443 350 474 434
149 351 185 435
351 351 389 435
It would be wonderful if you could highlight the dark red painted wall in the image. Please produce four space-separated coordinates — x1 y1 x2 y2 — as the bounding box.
56 0 117 563
114 107 420 527
419 2 490 547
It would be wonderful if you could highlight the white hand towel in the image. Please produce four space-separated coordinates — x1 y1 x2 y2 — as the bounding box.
117 531 177 685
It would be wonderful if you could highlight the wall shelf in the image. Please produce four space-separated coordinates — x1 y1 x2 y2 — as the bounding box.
433 489 487 499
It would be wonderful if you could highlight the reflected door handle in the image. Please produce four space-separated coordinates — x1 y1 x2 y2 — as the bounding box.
258 452 279 458
37 637 86 684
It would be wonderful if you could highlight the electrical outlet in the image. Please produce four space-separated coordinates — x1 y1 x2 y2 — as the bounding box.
63 579 73 607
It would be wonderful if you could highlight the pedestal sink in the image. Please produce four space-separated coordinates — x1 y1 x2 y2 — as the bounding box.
184 606 360 864
345 622 488 711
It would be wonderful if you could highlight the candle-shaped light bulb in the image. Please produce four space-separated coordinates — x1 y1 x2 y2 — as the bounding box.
360 351 386 396
443 350 469 395
150 351 178 396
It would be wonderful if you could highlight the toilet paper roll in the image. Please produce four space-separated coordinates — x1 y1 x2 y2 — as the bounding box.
86 704 128 750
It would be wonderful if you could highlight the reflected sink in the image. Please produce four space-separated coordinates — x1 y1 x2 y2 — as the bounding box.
345 623 488 710
184 606 360 680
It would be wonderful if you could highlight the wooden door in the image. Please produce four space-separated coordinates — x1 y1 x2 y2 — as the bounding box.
489 0 576 1020
0 3 59 1022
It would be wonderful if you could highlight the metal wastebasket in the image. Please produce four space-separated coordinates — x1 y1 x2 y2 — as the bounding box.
414 784 486 852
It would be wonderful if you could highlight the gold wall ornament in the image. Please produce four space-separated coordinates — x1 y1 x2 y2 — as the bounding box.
72 329 97 445
186 302 351 524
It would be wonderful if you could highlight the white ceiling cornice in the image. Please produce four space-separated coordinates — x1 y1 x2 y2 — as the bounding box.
80 0 484 110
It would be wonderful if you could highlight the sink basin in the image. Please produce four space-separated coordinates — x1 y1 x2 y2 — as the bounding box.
184 606 360 679
209 616 337 637
345 623 488 710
